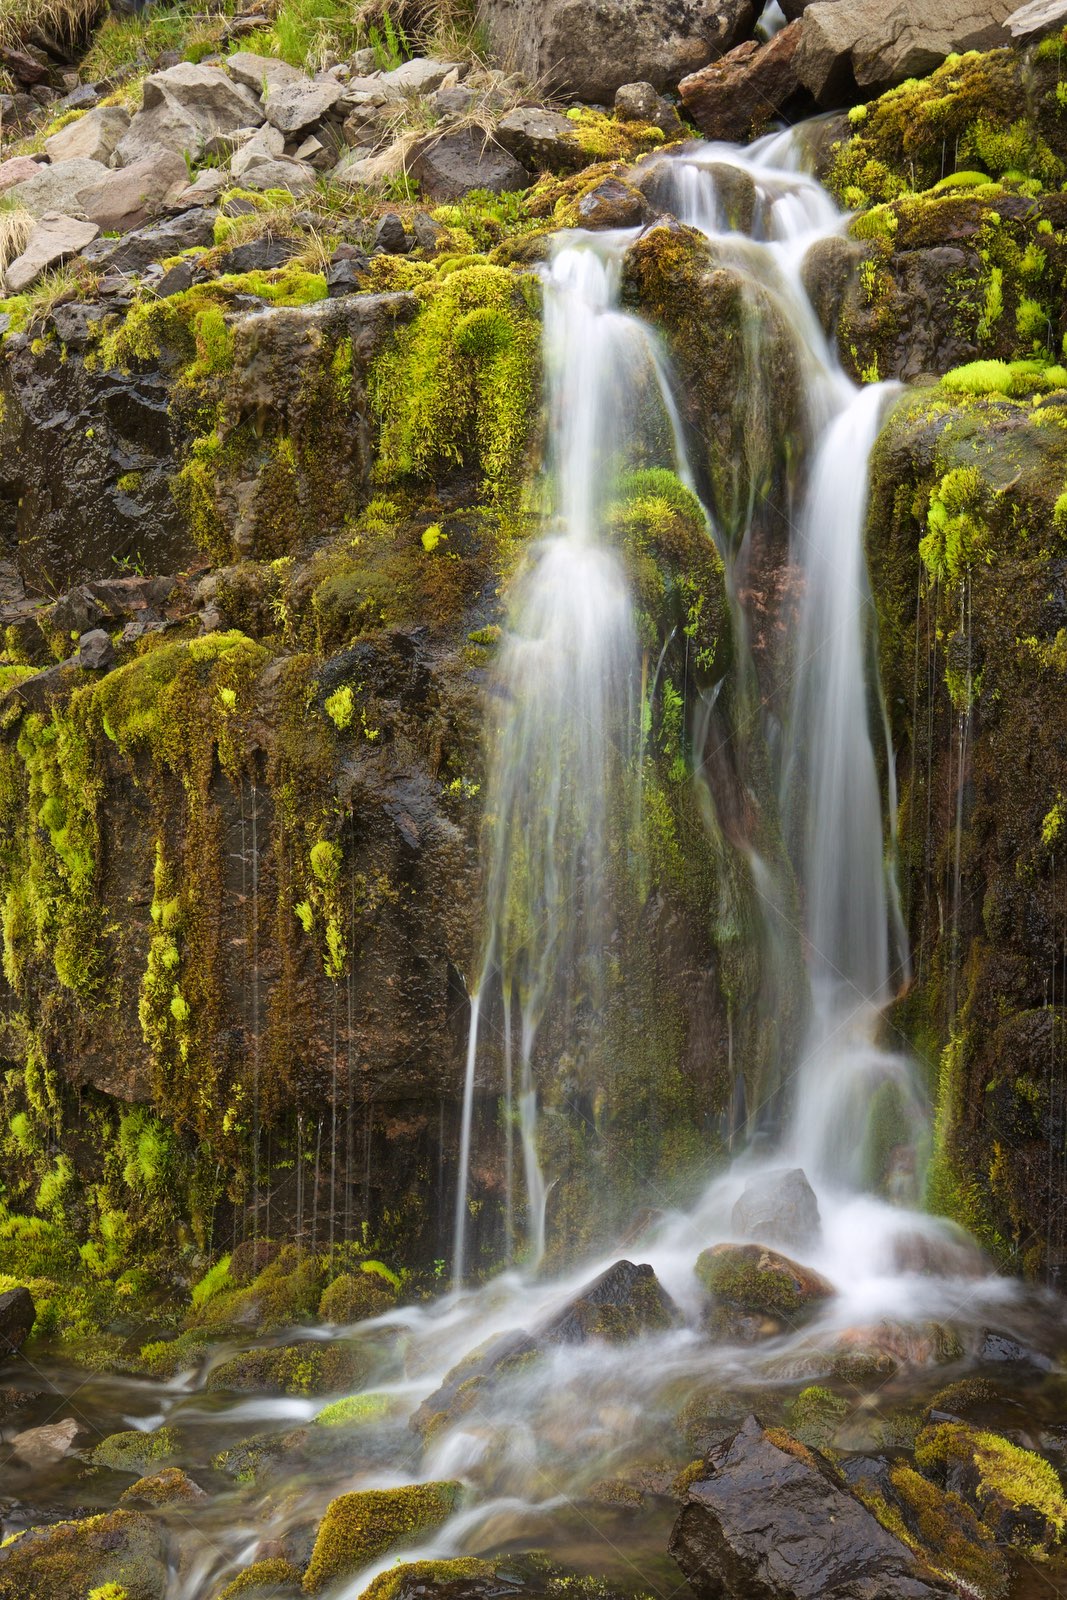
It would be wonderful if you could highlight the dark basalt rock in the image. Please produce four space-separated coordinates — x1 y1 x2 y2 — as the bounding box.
669 1415 957 1599
0 1287 35 1355
537 1259 678 1344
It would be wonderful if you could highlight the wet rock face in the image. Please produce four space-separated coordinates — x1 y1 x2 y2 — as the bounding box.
731 1168 822 1252
696 1243 834 1323
537 1259 679 1343
0 1285 35 1354
669 1415 958 1599
474 0 759 102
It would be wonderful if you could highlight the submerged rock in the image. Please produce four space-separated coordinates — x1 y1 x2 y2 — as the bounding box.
669 1415 957 1598
697 1243 834 1323
731 1168 822 1252
10 1415 84 1468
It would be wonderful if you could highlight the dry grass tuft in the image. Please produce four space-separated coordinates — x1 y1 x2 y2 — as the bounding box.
0 205 34 282
0 0 106 54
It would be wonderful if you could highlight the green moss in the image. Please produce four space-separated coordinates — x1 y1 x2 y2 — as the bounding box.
919 466 990 584
314 1391 395 1427
786 1385 849 1448
0 1510 164 1600
915 1421 1067 1550
190 1254 234 1307
317 1269 396 1323
207 1339 368 1396
695 1244 830 1320
216 1561 302 1600
91 1427 181 1475
371 263 541 506
302 1482 462 1594
358 1560 498 1600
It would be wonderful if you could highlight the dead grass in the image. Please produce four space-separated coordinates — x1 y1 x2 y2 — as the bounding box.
0 0 105 54
0 205 34 282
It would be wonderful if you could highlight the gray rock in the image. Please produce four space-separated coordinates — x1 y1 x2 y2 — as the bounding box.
731 1168 822 1252
374 212 410 253
410 129 529 200
327 257 370 294
5 213 100 293
173 168 229 207
670 1415 957 1598
51 299 116 347
575 175 652 228
0 154 42 193
230 121 286 176
614 80 684 133
412 209 445 250
51 585 105 635
78 628 116 670
217 235 298 274
226 49 307 94
78 151 189 233
432 83 475 115
332 139 412 188
113 61 264 167
234 153 317 194
0 1286 35 1354
796 0 1017 104
81 207 217 274
263 76 344 134
11 1416 84 1469
475 0 758 101
9 157 108 218
1006 0 1067 33
377 56 464 96
494 106 588 172
44 105 130 165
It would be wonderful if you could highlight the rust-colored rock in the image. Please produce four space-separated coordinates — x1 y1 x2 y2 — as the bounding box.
679 22 803 143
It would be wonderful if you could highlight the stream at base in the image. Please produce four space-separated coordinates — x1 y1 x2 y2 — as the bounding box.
3 130 1067 1600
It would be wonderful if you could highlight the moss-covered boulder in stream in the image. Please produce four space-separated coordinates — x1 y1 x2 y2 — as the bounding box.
206 1338 369 1396
302 1482 462 1594
0 1509 168 1600
696 1243 835 1324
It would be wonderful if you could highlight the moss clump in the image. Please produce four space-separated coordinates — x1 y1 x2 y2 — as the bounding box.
0 1510 165 1600
302 1482 462 1594
695 1244 833 1321
915 1421 1067 1550
91 1426 182 1475
919 465 990 586
206 1339 369 1397
314 1391 395 1427
119 1466 203 1508
358 1560 499 1600
216 1559 302 1599
786 1386 849 1448
371 262 541 506
925 1377 998 1418
940 358 1067 397
317 1268 396 1323
828 49 1061 208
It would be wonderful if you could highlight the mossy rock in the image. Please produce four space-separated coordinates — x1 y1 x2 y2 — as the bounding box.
314 1391 399 1428
193 1248 326 1335
915 1420 1067 1551
206 1339 370 1396
356 1559 501 1600
302 1481 462 1594
786 1385 849 1449
216 1559 303 1599
318 1270 396 1324
91 1425 182 1475
120 1465 206 1508
695 1243 835 1323
854 1459 1007 1597
0 1509 167 1600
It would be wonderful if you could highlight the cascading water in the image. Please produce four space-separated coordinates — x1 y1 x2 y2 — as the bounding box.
454 240 691 1282
10 131 1058 1600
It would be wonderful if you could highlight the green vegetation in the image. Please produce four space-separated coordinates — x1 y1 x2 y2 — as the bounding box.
302 1482 462 1593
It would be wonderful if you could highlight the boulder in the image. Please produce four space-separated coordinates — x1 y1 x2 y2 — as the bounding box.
409 130 530 200
234 153 317 194
78 628 116 670
263 76 344 134
475 0 759 101
575 175 653 228
696 1243 834 1322
0 155 43 194
78 151 189 232
376 56 464 96
4 213 100 293
0 1286 35 1354
374 212 410 253
730 1167 822 1252
82 207 217 273
538 1259 678 1344
10 1415 84 1468
112 62 264 167
494 106 589 172
614 80 684 133
0 1509 168 1600
174 168 229 207
9 157 108 218
226 50 307 94
1007 0 1067 33
44 105 130 165
671 1417 957 1598
119 1465 207 1507
332 139 412 188
679 20 803 141
795 0 1016 105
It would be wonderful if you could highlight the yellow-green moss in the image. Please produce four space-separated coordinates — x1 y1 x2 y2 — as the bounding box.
302 1482 462 1594
915 1421 1067 1550
357 1560 498 1600
216 1560 302 1600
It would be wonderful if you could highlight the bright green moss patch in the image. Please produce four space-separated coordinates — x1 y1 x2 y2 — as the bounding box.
371 262 541 506
217 1560 303 1600
695 1244 832 1320
915 1421 1067 1550
786 1385 849 1448
938 358 1067 396
359 1561 499 1600
302 1482 462 1594
315 1391 395 1427
91 1426 182 1474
